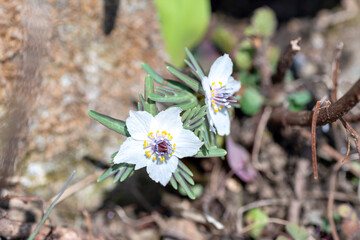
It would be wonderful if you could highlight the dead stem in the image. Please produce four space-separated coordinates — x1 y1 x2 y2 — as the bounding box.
288 158 309 223
330 42 344 103
328 162 342 240
82 210 94 240
252 107 273 171
273 37 301 84
311 101 322 179
270 78 360 126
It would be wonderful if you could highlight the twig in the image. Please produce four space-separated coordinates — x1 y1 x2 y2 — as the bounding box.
252 107 273 170
270 78 360 126
330 42 344 103
288 158 309 223
82 210 94 240
328 162 342 240
311 101 322 179
273 37 301 84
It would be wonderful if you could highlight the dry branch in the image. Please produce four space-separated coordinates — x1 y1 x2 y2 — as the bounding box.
273 37 301 84
270 78 360 126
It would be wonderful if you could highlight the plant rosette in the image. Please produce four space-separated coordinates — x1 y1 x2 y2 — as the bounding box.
201 54 241 136
114 107 203 186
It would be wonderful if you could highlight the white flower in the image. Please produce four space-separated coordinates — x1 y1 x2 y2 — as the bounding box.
113 107 203 186
201 54 241 136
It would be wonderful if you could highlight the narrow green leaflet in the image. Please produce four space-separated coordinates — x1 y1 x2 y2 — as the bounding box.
182 105 207 131
88 110 130 137
185 48 205 79
150 87 198 110
173 169 195 199
142 62 192 91
169 160 196 199
195 146 227 158
143 75 157 116
167 64 202 93
141 62 165 85
97 163 135 183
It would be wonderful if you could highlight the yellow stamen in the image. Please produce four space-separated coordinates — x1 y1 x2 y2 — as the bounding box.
160 156 165 161
212 82 215 86
148 132 153 137
153 156 156 160
143 141 148 148
215 108 219 112
219 82 222 87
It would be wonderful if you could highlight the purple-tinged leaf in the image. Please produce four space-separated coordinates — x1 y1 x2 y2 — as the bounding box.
226 137 257 182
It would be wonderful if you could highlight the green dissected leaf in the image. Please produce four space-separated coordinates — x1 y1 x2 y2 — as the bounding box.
173 169 195 199
178 184 203 199
88 110 130 137
167 65 202 93
251 7 277 37
182 105 207 131
185 48 205 79
97 163 135 183
285 223 309 240
170 176 178 189
194 123 211 149
143 75 157 116
142 62 193 92
194 146 227 158
154 0 210 67
245 208 269 239
212 26 237 53
141 62 165 85
178 160 193 177
241 88 264 115
149 87 198 110
169 160 197 199
287 91 312 112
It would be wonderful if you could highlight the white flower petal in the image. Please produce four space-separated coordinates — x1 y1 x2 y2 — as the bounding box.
146 156 178 186
209 107 230 136
201 76 211 97
114 138 148 170
173 129 203 158
227 76 241 94
151 107 183 136
126 110 153 140
208 54 233 85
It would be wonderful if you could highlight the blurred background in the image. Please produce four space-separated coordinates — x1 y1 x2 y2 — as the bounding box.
1 0 360 239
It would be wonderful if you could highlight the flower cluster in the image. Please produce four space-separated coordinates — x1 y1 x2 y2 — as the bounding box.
90 50 241 198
